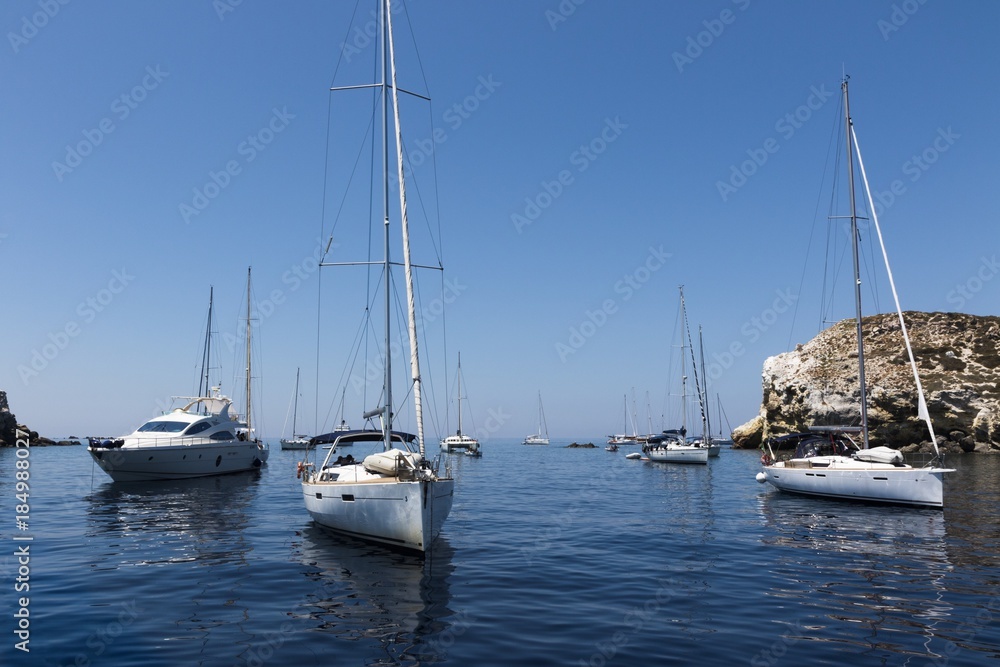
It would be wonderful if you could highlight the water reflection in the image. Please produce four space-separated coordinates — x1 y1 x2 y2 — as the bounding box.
292 524 456 664
85 472 261 565
756 492 954 662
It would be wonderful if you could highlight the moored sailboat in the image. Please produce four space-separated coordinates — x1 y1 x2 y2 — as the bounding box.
440 353 480 454
755 77 953 508
299 0 453 552
523 391 550 445
280 367 312 450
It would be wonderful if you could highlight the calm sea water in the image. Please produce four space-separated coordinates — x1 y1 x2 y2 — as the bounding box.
3 440 999 666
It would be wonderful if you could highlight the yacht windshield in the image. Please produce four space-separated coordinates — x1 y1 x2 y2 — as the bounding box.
137 421 188 433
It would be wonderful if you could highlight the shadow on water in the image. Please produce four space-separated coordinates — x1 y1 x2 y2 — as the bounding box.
289 523 456 665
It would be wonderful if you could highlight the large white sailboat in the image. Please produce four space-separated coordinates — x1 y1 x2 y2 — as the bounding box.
440 353 480 453
523 391 550 445
755 78 953 508
299 0 454 552
89 272 269 481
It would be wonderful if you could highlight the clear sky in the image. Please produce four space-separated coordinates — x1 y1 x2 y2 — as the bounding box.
3 0 998 442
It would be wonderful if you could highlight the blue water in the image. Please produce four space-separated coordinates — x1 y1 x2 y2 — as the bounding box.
3 441 999 666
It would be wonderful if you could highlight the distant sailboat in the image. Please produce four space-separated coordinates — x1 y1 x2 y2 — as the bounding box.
280 367 312 450
645 287 709 464
607 394 638 445
440 353 480 454
523 392 549 445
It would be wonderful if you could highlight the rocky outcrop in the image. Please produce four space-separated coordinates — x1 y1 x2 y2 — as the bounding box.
732 312 1000 453
0 391 55 447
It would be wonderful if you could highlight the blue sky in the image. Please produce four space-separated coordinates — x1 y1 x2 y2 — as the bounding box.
3 0 998 441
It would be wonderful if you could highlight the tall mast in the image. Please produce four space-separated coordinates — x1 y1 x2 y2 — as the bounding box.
679 286 688 434
457 353 463 435
386 0 426 454
379 0 393 449
198 285 214 408
245 266 253 438
698 325 711 441
843 77 870 448
292 367 300 437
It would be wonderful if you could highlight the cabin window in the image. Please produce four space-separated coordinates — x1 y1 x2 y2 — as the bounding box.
210 431 235 441
184 421 213 436
137 420 187 433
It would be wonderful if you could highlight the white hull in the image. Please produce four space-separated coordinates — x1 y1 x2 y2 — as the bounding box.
646 444 708 464
280 438 313 450
440 435 478 452
758 457 951 508
522 436 549 445
89 440 269 482
303 470 454 552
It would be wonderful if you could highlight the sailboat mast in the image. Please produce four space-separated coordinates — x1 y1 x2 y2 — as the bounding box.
245 267 253 437
379 0 393 449
699 325 711 440
198 285 214 408
292 367 300 437
679 286 688 435
843 78 871 448
457 353 463 435
386 0 426 455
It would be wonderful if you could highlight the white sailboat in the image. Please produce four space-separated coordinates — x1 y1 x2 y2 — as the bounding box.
756 77 953 508
280 367 312 450
523 391 550 445
89 273 269 481
607 394 638 445
440 353 480 454
645 287 709 464
299 0 454 552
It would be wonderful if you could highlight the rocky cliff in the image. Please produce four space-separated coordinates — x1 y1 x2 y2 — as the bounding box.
732 312 1000 454
0 391 55 447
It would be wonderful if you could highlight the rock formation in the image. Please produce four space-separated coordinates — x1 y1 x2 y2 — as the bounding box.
0 391 55 447
732 312 1000 454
